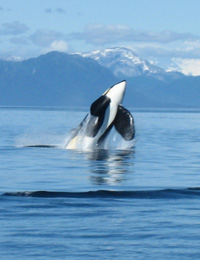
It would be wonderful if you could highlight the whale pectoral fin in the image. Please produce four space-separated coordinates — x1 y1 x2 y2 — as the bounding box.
88 95 110 137
90 95 110 116
114 105 135 141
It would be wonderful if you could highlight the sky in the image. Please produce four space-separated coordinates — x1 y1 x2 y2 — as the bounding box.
1 0 200 75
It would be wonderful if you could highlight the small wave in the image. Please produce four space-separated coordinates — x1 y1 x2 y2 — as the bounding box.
3 188 200 199
22 145 58 148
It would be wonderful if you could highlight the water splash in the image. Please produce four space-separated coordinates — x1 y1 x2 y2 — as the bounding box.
15 132 66 149
65 114 135 151
16 113 135 151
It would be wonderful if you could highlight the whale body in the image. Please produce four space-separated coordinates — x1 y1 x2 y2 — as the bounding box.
66 80 135 150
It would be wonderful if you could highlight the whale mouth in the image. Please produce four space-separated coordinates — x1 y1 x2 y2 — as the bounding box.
102 87 111 96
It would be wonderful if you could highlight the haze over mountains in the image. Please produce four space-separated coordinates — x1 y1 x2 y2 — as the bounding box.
0 47 200 108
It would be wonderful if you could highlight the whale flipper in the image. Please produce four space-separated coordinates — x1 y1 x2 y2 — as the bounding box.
88 95 111 137
90 95 110 116
114 105 135 141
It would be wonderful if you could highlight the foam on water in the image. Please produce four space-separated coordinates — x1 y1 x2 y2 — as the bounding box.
15 127 67 148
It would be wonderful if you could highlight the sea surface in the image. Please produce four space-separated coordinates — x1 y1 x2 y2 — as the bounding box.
1 107 200 259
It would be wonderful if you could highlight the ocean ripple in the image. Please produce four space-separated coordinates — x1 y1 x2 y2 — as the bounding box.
3 188 200 199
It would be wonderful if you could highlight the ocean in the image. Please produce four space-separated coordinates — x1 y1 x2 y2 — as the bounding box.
1 107 200 259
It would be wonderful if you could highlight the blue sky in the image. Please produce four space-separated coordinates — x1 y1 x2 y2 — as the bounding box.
1 0 200 75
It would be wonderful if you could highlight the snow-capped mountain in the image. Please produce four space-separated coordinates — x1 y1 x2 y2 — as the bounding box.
80 47 165 78
0 55 24 62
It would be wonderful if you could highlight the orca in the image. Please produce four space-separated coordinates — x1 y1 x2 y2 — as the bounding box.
66 80 135 150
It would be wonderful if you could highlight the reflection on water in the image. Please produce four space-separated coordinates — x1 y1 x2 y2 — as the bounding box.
85 149 135 185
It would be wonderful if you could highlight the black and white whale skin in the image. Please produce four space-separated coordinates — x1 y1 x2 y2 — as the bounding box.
66 80 135 150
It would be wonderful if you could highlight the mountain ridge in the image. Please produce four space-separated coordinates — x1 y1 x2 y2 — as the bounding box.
78 47 184 81
80 47 164 77
0 49 199 108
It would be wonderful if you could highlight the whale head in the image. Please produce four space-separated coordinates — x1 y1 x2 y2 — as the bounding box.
103 80 126 106
90 80 127 122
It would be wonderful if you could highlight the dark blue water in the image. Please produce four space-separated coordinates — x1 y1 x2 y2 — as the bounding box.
1 107 200 259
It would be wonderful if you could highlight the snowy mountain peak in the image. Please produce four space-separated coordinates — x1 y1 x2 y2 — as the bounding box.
80 47 165 77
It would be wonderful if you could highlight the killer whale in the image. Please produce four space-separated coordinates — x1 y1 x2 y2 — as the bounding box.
66 80 135 150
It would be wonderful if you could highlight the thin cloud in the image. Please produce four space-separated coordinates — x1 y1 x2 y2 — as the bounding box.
0 7 11 11
45 8 66 14
10 36 29 45
172 58 200 76
70 24 198 45
134 42 200 59
56 8 66 13
44 40 69 53
45 8 52 13
29 29 65 47
0 21 29 35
